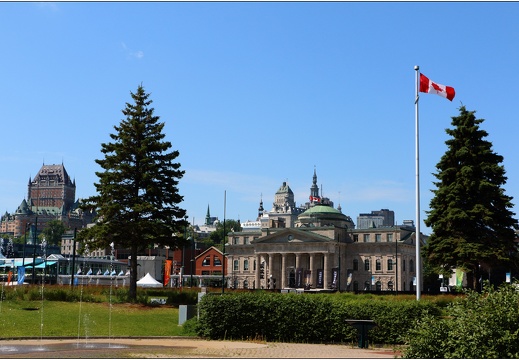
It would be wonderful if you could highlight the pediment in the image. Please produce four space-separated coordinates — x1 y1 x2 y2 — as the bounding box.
252 228 332 244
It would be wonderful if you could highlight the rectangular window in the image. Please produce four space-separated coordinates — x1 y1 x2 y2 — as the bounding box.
363 234 370 243
353 234 359 242
233 237 239 245
403 259 406 272
353 259 359 271
244 237 250 245
387 233 393 242
388 259 393 271
375 234 382 242
233 260 239 271
244 259 249 271
364 259 370 271
376 259 381 271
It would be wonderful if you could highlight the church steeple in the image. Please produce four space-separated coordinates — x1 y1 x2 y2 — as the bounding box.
205 204 211 225
258 194 264 219
309 166 321 203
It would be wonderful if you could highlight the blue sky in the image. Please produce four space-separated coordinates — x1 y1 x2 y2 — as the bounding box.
1 2 519 234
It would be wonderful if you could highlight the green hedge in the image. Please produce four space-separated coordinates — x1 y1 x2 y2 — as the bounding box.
197 292 441 344
0 285 199 305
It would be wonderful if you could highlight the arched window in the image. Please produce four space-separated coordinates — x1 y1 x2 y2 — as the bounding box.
353 281 359 291
376 281 382 292
202 256 210 266
364 281 371 291
388 281 394 291
213 255 221 266
353 259 359 271
243 279 249 289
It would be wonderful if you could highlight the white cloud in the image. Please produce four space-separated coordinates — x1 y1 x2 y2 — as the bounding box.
121 42 144 59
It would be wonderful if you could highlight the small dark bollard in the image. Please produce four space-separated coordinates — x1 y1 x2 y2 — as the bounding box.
345 319 377 348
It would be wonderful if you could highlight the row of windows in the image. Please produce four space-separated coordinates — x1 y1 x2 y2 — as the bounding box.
353 233 395 242
352 258 414 272
233 259 257 272
232 236 260 245
201 255 222 267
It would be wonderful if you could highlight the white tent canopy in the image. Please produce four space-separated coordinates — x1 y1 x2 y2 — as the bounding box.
136 272 163 288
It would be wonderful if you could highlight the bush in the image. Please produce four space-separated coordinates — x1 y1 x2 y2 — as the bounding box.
197 291 440 345
404 281 519 358
181 316 200 336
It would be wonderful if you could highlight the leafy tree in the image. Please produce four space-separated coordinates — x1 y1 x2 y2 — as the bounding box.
424 106 518 289
79 85 187 301
404 282 519 358
40 220 66 246
209 219 242 246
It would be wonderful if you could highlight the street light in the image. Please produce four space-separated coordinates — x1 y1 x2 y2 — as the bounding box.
395 235 398 295
31 216 38 284
222 190 226 294
188 235 193 287
22 223 30 267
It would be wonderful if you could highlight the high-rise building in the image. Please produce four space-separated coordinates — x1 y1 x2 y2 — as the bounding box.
357 209 395 229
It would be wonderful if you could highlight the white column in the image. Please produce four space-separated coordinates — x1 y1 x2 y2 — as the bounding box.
255 254 261 289
323 253 329 290
310 253 315 288
268 254 273 289
281 254 286 289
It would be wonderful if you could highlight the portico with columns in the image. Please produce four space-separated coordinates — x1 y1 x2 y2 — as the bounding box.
250 228 347 290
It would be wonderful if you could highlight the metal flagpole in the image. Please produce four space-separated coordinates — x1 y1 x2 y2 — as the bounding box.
414 65 421 301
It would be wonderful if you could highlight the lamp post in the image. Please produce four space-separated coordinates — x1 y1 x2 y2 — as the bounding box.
70 228 77 287
31 216 38 284
22 223 30 267
188 235 193 287
338 234 341 292
221 190 226 294
395 234 398 295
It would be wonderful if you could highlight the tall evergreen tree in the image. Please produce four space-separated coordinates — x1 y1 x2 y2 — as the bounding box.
79 85 187 301
424 106 518 289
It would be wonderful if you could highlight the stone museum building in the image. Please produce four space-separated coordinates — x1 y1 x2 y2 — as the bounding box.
225 170 424 292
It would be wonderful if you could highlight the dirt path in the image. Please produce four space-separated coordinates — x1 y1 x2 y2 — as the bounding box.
0 338 401 358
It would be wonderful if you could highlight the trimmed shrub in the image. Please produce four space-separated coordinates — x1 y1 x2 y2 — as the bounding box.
197 291 440 345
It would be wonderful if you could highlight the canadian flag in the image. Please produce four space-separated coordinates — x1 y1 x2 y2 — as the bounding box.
419 73 455 101
309 195 321 202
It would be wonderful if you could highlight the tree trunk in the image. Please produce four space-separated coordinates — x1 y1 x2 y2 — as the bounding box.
129 244 138 301
466 271 475 290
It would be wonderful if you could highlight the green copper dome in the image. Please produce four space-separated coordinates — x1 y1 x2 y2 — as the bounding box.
301 205 342 215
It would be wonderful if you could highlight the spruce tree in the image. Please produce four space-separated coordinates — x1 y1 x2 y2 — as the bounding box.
424 106 518 290
80 85 187 300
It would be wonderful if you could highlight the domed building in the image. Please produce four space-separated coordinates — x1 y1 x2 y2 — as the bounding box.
225 169 424 293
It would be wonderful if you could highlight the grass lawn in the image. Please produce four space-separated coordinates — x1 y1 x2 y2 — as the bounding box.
0 300 186 338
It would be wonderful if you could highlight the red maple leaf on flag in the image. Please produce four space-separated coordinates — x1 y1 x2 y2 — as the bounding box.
431 82 444 93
